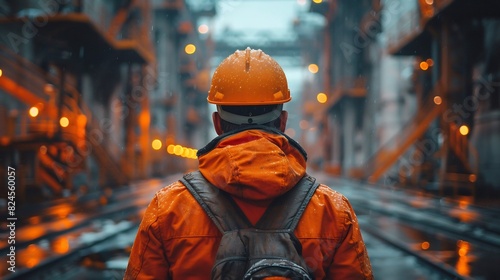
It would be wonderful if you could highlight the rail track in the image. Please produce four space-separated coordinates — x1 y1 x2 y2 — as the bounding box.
0 176 177 280
320 174 500 280
2 172 499 279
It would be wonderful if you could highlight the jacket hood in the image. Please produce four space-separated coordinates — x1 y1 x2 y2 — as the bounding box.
197 126 307 201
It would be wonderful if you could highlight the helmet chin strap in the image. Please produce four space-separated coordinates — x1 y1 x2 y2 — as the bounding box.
217 105 282 125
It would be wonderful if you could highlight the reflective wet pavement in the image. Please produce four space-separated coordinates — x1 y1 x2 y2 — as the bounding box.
2 171 500 279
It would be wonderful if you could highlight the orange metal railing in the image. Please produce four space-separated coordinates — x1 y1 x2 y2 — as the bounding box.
363 91 445 183
0 45 127 190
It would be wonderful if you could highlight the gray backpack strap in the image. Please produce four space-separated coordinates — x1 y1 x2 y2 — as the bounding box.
180 171 252 232
182 171 318 280
181 171 319 232
255 174 319 230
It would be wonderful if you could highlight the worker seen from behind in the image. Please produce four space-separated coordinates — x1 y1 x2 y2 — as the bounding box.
124 47 373 279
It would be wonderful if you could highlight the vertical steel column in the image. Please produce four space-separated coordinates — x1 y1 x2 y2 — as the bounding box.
438 20 451 196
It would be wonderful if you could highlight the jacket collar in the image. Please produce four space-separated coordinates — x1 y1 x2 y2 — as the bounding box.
197 125 307 161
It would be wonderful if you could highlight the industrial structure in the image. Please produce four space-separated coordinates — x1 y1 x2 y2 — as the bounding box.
1 0 499 206
301 0 500 203
0 0 214 204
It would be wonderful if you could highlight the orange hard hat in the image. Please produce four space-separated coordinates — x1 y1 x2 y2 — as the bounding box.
207 47 291 105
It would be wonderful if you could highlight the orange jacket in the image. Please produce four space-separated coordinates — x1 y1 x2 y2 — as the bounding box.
124 127 373 279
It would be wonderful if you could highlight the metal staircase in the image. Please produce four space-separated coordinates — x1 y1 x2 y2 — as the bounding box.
0 46 127 194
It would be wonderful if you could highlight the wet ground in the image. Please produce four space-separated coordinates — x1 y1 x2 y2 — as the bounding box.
2 171 500 279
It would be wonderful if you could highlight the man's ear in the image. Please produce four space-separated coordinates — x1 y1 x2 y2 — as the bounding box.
279 110 288 132
212 112 224 135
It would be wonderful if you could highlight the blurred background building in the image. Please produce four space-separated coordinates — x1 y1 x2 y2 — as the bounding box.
0 0 499 207
299 0 500 204
0 0 212 204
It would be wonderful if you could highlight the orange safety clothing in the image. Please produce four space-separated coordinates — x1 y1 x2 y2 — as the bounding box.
124 127 373 279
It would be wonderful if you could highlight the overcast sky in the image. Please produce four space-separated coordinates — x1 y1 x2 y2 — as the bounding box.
204 0 312 138
212 0 308 34
209 0 310 98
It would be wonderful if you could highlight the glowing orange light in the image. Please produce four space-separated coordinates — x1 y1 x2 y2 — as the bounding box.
308 64 319 74
198 24 209 34
312 0 322 3
426 58 434 66
167 144 175 154
40 145 47 154
152 139 162 150
185 44 196 55
189 149 196 159
99 195 108 205
425 0 434 5
59 117 69 127
469 174 477 183
459 125 469 136
174 145 183 155
20 244 45 268
458 248 467 256
457 240 470 257
0 136 10 145
419 61 429 71
433 96 442 105
77 114 87 127
28 216 41 225
421 241 430 250
317 93 328 104
29 106 39 117
52 236 70 254
0 68 3 77
166 144 197 159
44 84 55 94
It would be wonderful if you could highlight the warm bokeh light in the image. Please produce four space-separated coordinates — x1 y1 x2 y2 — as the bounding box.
182 147 190 157
419 61 429 71
198 24 209 34
28 216 41 225
0 68 3 77
299 120 309 130
152 139 162 150
457 240 470 257
167 144 197 159
19 244 46 269
167 144 175 154
312 0 322 3
285 128 296 138
1 136 9 145
40 145 47 154
317 92 328 103
59 117 69 127
433 96 442 105
174 145 183 155
308 63 319 74
425 0 434 5
44 83 55 94
52 236 70 254
421 241 430 250
459 125 469 136
77 114 87 127
99 195 108 205
185 44 196 54
426 58 434 66
29 106 39 117
469 174 477 183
